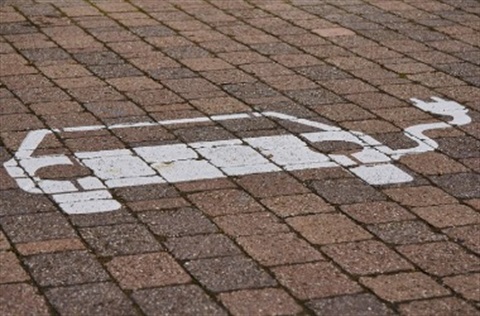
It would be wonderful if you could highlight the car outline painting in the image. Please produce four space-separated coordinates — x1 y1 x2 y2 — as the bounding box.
4 97 472 215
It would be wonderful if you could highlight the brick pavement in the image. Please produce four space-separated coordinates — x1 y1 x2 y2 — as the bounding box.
0 0 479 315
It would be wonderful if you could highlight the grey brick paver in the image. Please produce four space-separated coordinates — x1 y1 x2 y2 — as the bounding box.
1 0 479 314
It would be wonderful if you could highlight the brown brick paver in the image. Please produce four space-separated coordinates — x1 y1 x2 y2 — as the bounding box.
106 252 191 290
219 288 303 316
1 0 479 314
360 272 451 303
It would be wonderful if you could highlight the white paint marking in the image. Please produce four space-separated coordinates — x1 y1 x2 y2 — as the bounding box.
350 164 413 185
159 117 211 125
196 144 272 168
75 149 132 159
63 125 105 132
59 199 121 214
190 139 242 149
153 160 224 182
4 97 472 214
353 148 391 164
38 180 77 194
20 156 74 176
81 156 157 181
16 178 42 194
105 176 165 188
223 163 281 176
78 176 106 190
329 154 357 167
135 144 198 162
211 113 251 121
284 161 338 171
53 190 113 203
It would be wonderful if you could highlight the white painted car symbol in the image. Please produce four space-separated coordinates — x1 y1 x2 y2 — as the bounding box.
4 97 471 214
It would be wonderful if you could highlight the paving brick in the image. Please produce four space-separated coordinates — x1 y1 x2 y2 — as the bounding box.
112 126 175 146
69 208 137 228
431 173 480 199
0 167 17 191
372 131 422 150
1 74 53 90
0 231 10 251
79 223 163 257
1 213 77 243
133 284 226 316
54 76 105 89
287 213 372 245
0 98 28 115
106 252 190 290
292 166 353 182
214 212 290 237
443 225 480 255
273 262 362 300
437 136 480 159
0 190 56 217
466 199 480 210
184 255 276 292
321 78 377 95
24 251 110 287
397 241 480 277
189 189 265 217
307 293 395 316
89 63 142 79
384 186 457 207
223 82 281 101
64 134 124 151
174 125 235 143
443 273 480 301
367 220 446 245
311 178 386 204
84 100 145 118
127 197 191 212
219 288 303 316
16 238 85 256
236 172 309 198
40 63 92 79
360 272 451 302
341 201 415 224
322 240 413 275
398 297 478 316
218 51 269 65
399 152 468 175
345 91 408 110
314 103 376 122
0 284 50 316
45 282 137 315
237 232 323 266
107 76 163 91
181 57 233 71
261 193 334 218
0 113 44 132
68 85 125 103
1 1 480 314
412 204 480 228
0 251 29 284
262 74 318 91
165 234 241 260
139 208 217 237
114 183 178 202
286 88 344 106
189 96 250 114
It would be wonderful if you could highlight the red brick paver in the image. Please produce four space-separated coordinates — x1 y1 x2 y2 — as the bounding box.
1 0 479 314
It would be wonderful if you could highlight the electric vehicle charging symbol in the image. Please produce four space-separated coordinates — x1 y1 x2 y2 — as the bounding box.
4 97 471 214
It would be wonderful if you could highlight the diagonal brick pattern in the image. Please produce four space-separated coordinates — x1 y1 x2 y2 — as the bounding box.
1 0 479 315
